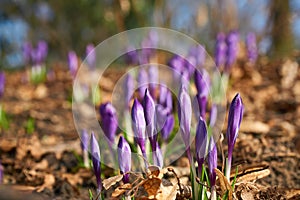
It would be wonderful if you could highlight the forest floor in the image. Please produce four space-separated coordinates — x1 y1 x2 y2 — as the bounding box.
0 58 300 199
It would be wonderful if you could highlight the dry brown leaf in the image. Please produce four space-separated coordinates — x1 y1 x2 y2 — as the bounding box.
0 138 17 152
240 191 255 200
142 177 162 197
155 183 177 200
240 120 270 134
102 174 123 190
215 168 233 200
235 165 270 183
62 173 83 186
111 183 132 198
36 174 55 192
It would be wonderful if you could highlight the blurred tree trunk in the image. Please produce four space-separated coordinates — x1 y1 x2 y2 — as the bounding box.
270 0 294 58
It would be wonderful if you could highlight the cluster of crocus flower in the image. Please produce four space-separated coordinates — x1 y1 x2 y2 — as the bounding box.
214 31 239 72
246 32 258 63
22 40 48 84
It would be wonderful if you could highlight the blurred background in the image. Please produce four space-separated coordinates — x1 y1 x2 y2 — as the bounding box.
0 0 299 69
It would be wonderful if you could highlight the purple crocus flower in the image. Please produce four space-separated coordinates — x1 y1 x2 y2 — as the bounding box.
168 55 184 84
22 42 32 64
188 45 206 68
178 86 192 161
131 99 147 156
90 132 102 193
246 32 258 63
226 93 243 179
0 72 5 98
153 142 163 168
81 129 89 168
209 104 217 127
123 74 135 109
155 104 169 133
68 51 78 79
194 69 210 98
125 46 139 65
86 44 96 69
30 40 48 65
148 65 158 99
195 117 208 177
160 114 174 141
142 89 156 150
215 33 227 68
137 69 148 99
118 136 131 183
185 55 196 78
159 85 168 106
208 137 217 199
225 30 239 72
99 103 118 144
193 93 207 121
37 40 48 62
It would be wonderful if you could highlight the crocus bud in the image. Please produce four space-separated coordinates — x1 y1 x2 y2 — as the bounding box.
161 114 174 141
188 45 206 68
0 72 5 98
195 117 208 177
153 142 163 168
209 104 217 127
148 65 158 99
125 46 139 65
208 137 217 199
123 74 134 109
159 85 168 106
225 30 239 72
90 132 102 193
194 93 207 120
143 89 156 150
137 69 148 99
226 93 243 179
68 51 78 79
86 44 96 69
215 33 227 68
118 136 131 183
37 40 48 63
246 32 258 63
168 55 184 84
194 69 210 98
99 103 118 144
131 99 147 154
178 86 192 149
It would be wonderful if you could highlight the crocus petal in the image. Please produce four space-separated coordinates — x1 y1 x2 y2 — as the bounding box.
90 132 102 192
215 32 227 68
195 117 208 160
143 89 156 149
178 86 192 147
226 93 244 158
208 137 217 187
161 114 174 141
131 99 146 152
194 69 210 98
99 103 118 144
153 142 163 168
209 104 218 127
118 136 131 183
68 51 78 78
225 30 239 71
